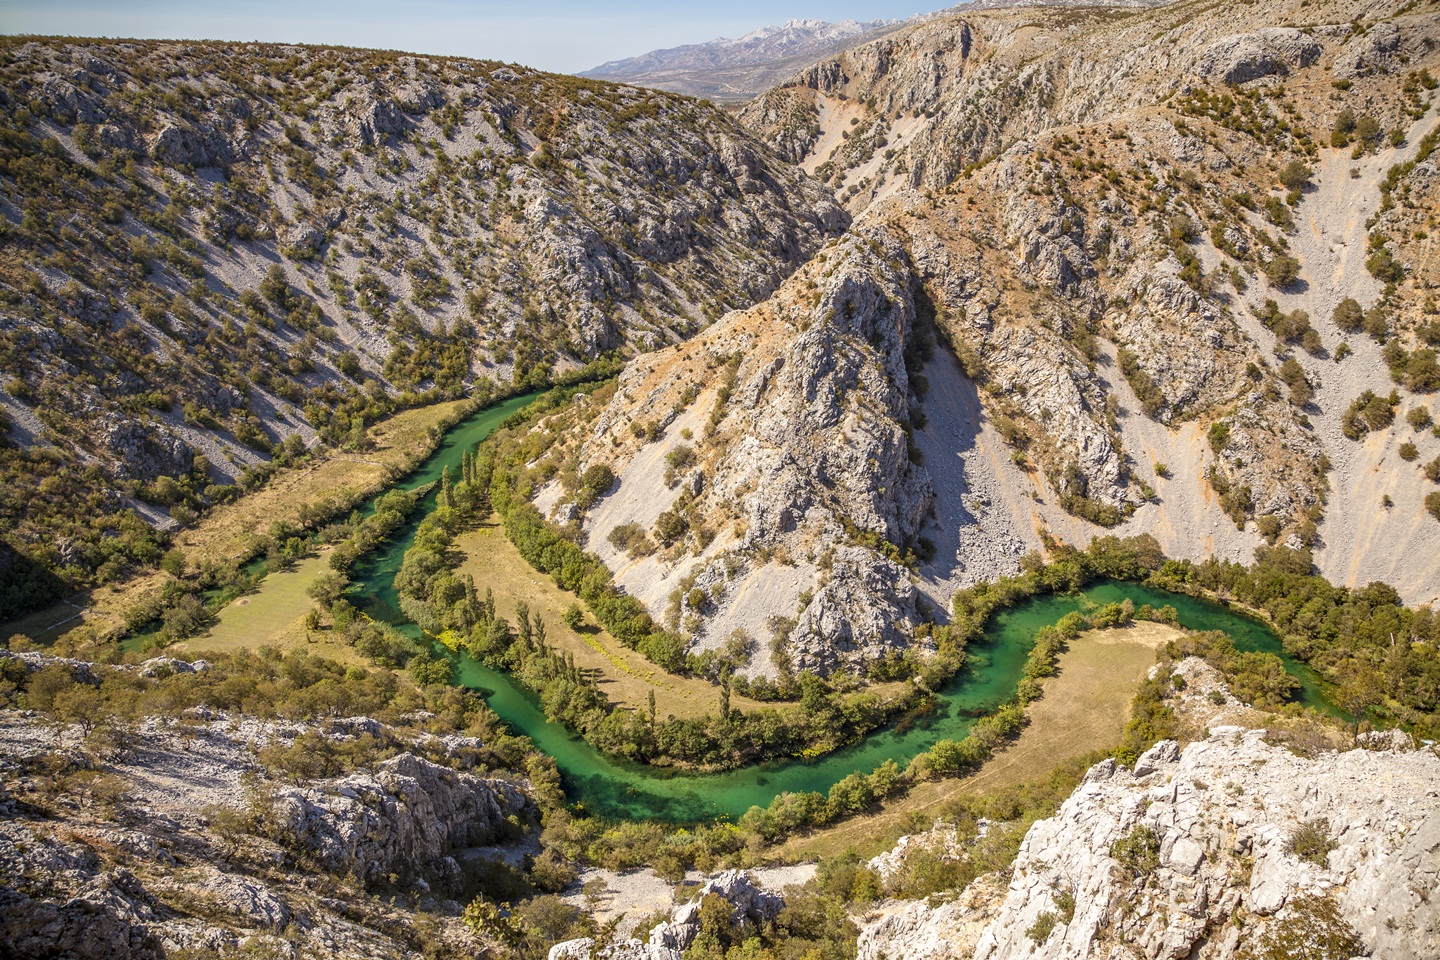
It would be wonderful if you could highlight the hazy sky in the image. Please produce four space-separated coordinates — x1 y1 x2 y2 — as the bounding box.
0 1 940 73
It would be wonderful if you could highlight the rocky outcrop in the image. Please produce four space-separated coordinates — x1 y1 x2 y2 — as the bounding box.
571 228 935 675
857 875 1006 960
101 418 194 482
272 752 531 889
856 719 1440 960
550 870 783 960
0 707 521 959
1194 28 1322 85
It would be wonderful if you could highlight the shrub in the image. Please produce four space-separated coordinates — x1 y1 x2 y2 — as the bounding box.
1110 825 1160 877
1286 818 1337 867
1331 297 1363 331
1426 491 1440 521
1026 911 1058 943
1208 421 1231 454
1240 894 1362 960
1265 255 1301 287
1277 160 1311 190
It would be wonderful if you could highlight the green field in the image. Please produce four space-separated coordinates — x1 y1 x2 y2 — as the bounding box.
175 550 365 666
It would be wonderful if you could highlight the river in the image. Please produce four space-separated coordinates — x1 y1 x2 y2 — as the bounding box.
345 393 1338 822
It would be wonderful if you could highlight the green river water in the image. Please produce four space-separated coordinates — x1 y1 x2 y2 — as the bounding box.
340 394 1340 823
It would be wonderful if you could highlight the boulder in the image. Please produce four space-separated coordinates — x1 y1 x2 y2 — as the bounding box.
271 752 531 888
1195 28 1322 84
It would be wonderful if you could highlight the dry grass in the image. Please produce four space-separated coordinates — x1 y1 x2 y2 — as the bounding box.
773 622 1181 861
2 400 471 647
175 399 472 567
453 523 762 720
172 550 367 667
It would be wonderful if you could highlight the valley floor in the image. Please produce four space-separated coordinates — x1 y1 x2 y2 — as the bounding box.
773 621 1181 861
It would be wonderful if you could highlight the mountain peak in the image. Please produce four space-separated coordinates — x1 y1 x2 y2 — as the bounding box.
579 15 911 101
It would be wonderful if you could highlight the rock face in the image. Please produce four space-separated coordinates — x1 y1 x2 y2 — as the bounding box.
272 752 531 888
549 870 784 960
1194 28 1322 85
0 707 525 959
857 725 1440 960
0 38 846 589
564 228 936 675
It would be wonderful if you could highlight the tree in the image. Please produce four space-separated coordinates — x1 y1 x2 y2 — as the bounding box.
306 571 350 608
1277 160 1311 190
1265 254 1301 287
260 265 290 307
561 603 584 631
1331 297 1363 331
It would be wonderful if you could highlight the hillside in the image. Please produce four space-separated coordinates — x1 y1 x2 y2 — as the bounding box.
536 0 1440 687
0 39 845 619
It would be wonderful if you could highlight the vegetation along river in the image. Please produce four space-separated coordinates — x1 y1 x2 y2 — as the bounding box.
348 395 1337 822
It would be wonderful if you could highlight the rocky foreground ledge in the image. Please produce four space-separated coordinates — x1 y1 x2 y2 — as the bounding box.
545 686 1439 960
0 704 533 959
858 727 1439 960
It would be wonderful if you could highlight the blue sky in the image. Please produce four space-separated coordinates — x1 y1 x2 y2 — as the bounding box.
0 1 941 73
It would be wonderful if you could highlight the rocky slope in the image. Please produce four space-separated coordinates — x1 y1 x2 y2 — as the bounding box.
855 712 1439 958
0 37 845 614
550 870 784 960
0 683 536 959
533 0 1440 679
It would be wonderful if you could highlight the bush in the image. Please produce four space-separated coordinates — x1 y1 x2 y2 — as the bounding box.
1265 254 1301 287
1277 160 1311 190
1026 911 1058 943
1109 825 1160 878
1208 421 1231 454
1331 297 1363 331
1240 894 1362 960
1286 818 1337 867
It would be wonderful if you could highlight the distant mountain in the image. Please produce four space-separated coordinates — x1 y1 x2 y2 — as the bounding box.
580 17 915 102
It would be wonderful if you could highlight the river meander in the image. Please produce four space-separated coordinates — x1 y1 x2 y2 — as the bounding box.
343 393 1338 822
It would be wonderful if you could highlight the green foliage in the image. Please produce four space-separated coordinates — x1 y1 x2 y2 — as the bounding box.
1286 818 1337 867
1109 825 1160 878
1340 390 1396 439
1208 421 1231 454
1026 911 1058 944
1331 297 1363 331
1264 254 1301 287
1118 348 1164 417
1238 894 1362 960
1166 631 1298 708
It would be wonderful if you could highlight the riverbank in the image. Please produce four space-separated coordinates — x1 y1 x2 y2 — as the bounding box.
1 398 477 647
771 620 1182 861
452 522 765 720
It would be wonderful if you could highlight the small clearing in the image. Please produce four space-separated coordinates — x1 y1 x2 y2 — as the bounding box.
177 551 364 667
